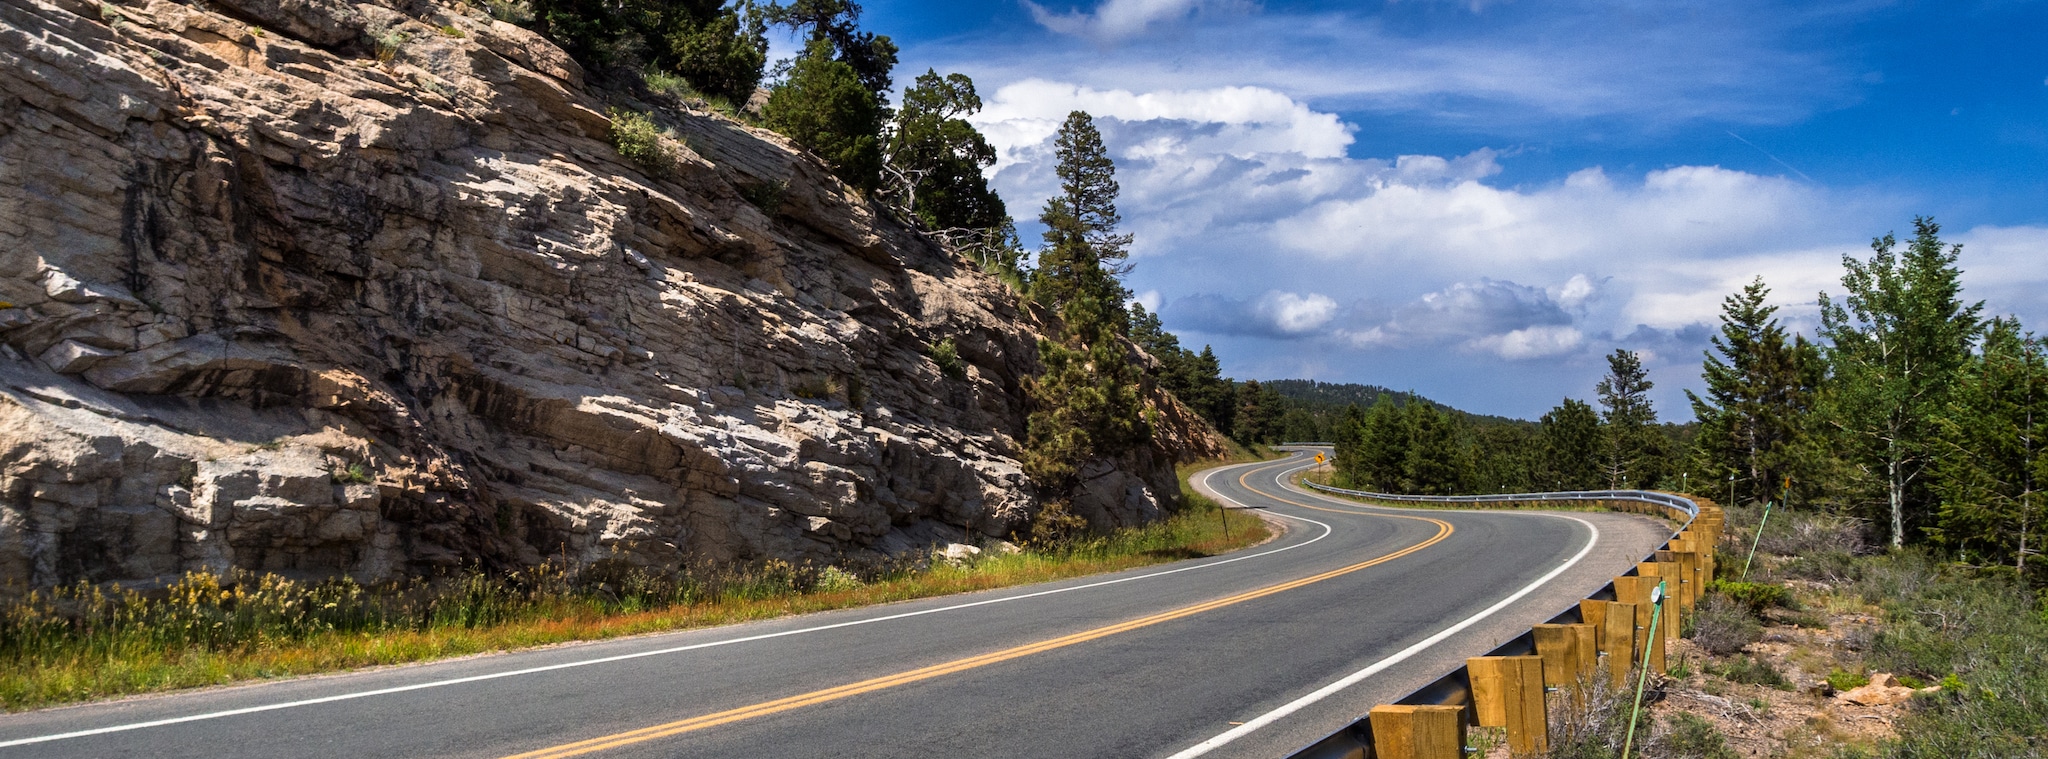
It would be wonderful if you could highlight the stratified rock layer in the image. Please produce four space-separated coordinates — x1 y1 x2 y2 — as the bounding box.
0 0 1225 587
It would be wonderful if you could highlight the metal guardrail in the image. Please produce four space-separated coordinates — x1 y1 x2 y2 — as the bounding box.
1302 482 1701 521
1281 480 1705 759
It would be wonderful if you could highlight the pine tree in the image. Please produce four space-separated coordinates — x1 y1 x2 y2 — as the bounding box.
1538 398 1604 491
762 39 884 190
1688 277 1818 506
1333 403 1368 485
654 1 769 104
1466 422 1538 494
1351 395 1410 491
763 0 897 101
1401 402 1468 494
1931 318 2047 576
1232 380 1282 447
1597 349 1660 488
1819 217 1985 548
884 70 1005 237
1019 111 1149 503
1190 348 1235 438
1033 111 1131 320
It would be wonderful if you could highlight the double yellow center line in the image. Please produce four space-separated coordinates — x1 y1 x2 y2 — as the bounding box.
504 457 1452 759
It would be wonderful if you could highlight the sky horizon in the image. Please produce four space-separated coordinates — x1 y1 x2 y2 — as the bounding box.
816 1 2047 421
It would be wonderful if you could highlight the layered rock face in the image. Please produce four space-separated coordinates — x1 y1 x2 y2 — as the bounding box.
0 0 1226 588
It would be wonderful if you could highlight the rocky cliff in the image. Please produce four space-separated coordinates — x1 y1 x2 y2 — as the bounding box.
0 0 1227 588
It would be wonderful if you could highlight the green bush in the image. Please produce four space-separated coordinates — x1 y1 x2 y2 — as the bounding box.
607 108 675 177
1689 593 1763 655
331 462 374 484
1828 669 1870 691
762 39 884 191
1653 712 1740 759
928 338 965 380
1708 579 1790 615
1707 655 1791 690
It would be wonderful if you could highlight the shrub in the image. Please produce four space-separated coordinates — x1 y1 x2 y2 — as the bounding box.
370 24 410 63
1024 499 1090 549
790 375 840 401
928 338 966 380
1708 655 1791 690
739 179 786 213
331 462 374 484
607 108 676 177
1708 580 1790 615
1757 510 1870 557
1689 593 1763 656
643 67 689 96
1780 549 1860 584
485 0 534 25
812 566 864 593
1828 669 1870 691
1652 712 1740 759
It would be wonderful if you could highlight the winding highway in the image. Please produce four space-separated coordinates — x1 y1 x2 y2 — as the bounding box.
0 450 1673 758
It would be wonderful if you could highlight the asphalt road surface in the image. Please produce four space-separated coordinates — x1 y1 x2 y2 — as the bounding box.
0 450 1675 758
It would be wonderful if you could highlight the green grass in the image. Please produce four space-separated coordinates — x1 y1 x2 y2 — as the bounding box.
0 473 1266 712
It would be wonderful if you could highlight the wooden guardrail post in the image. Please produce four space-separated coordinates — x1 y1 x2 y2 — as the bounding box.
1664 538 1691 606
1531 624 1580 688
1580 599 1633 687
1369 704 1467 759
1568 623 1598 684
1466 655 1545 755
1612 576 1663 673
1645 559 1684 642
1674 547 1702 610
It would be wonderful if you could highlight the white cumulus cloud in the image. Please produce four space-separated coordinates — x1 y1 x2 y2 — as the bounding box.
1023 0 1239 41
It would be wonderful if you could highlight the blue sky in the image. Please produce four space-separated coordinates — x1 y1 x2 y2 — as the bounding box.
838 0 2048 419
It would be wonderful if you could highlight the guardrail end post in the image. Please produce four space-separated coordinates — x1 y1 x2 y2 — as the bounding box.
1368 704 1466 759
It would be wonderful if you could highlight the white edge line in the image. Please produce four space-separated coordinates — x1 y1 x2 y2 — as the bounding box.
0 458 1330 750
1163 507 1603 759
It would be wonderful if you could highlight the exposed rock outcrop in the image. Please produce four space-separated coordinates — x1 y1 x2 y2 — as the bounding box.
0 0 1226 588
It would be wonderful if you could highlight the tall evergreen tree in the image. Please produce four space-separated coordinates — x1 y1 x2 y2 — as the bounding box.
1931 318 2047 576
1332 402 1368 484
1401 401 1468 494
1189 347 1234 438
1033 111 1130 324
1466 422 1537 494
1348 395 1410 490
1021 295 1151 492
1232 380 1283 446
1538 398 1605 491
1819 217 1985 548
1019 111 1149 504
1688 278 1819 505
1597 349 1661 488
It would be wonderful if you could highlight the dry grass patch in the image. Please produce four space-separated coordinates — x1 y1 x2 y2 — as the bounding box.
1 473 1266 712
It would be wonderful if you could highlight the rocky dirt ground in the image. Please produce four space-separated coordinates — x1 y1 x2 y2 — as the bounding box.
1468 576 1922 758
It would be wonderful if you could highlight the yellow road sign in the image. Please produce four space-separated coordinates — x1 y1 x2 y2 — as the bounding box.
1314 453 1325 464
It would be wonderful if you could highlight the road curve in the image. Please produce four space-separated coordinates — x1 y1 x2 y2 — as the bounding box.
0 451 1674 758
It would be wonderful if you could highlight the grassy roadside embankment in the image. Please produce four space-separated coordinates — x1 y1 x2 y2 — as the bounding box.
0 457 1271 712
